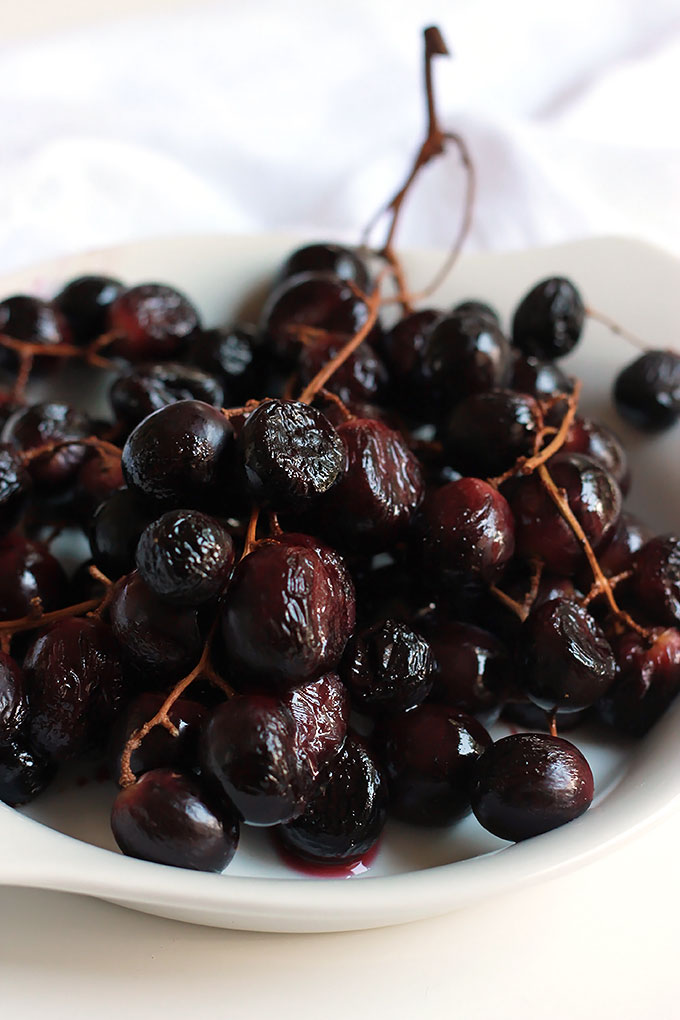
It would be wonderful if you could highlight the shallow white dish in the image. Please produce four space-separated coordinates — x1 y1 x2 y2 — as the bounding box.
0 233 678 933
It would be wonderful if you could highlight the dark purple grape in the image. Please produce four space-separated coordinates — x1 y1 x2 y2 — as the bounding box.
519 598 616 711
0 534 67 620
279 739 387 862
0 295 71 371
510 354 574 399
53 275 124 346
110 362 224 429
186 325 264 404
0 743 55 806
443 390 540 478
380 309 441 399
614 351 680 432
25 617 125 761
0 444 31 536
0 653 29 746
628 536 680 627
221 535 355 687
421 478 515 585
121 400 235 511
377 705 491 826
282 672 349 783
594 512 653 580
135 509 234 605
2 402 93 490
342 619 433 715
470 733 594 841
109 692 207 782
74 448 125 521
598 627 680 736
239 399 344 510
512 277 585 360
424 311 512 409
507 453 621 575
277 242 370 290
109 571 203 685
562 416 630 495
452 299 499 324
297 335 387 406
111 768 239 872
89 488 157 579
109 284 201 362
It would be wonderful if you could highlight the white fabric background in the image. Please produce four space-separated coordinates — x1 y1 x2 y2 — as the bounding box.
0 0 679 275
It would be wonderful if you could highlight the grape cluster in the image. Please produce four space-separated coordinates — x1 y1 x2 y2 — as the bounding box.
0 242 678 879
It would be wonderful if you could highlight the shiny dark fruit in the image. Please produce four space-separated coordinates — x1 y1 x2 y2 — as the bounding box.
121 400 235 511
2 402 93 490
200 695 311 825
0 533 67 620
74 448 125 520
221 535 355 686
110 362 224 429
0 294 71 371
613 350 680 432
562 416 630 495
377 705 491 826
594 512 653 580
89 488 157 579
380 309 441 398
282 672 349 783
519 598 616 711
135 509 234 605
628 536 680 627
452 299 499 324
297 335 387 406
0 743 55 806
510 354 574 399
511 277 585 360
239 399 344 510
424 311 512 410
319 419 424 549
0 652 29 746
279 739 387 863
470 733 594 841
507 452 621 575
53 274 124 346
276 242 370 291
186 325 264 404
109 692 207 783
0 444 31 536
598 627 680 736
421 617 512 723
421 478 515 585
443 390 540 478
109 571 203 685
342 619 433 715
260 271 375 363
108 283 201 362
25 617 125 761
111 768 239 872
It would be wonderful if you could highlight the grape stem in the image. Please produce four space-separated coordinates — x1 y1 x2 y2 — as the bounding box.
0 331 118 371
489 559 543 623
19 435 122 466
586 307 650 354
0 596 103 635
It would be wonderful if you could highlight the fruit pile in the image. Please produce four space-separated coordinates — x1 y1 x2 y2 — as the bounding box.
0 26 679 877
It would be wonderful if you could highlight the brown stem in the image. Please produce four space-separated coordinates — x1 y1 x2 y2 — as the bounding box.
318 388 354 421
549 710 558 738
489 585 530 623
489 559 544 624
0 332 118 373
586 307 649 354
221 399 262 421
12 352 34 401
268 510 283 537
19 435 122 467
242 506 260 558
0 596 103 635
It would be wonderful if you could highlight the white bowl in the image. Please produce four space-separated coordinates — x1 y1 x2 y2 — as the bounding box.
0 233 678 932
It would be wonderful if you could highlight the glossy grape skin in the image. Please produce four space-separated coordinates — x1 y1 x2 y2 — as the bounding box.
613 351 680 432
318 419 424 550
282 672 349 784
2 402 93 490
598 627 680 736
377 705 491 827
380 309 441 397
507 453 621 576
342 619 433 715
628 536 680 627
0 743 55 806
186 325 264 405
297 335 387 406
0 444 31 536
593 512 653 580
421 478 515 586
0 534 67 620
89 488 157 579
452 299 499 324
512 277 585 360
109 692 207 784
111 768 239 872
109 571 203 686
25 617 125 761
518 598 616 712
424 311 512 409
277 242 370 291
510 354 574 399
74 449 125 521
279 739 387 863
239 400 344 510
562 416 630 495
121 400 235 511
0 295 71 371
502 700 589 732
135 509 234 606
260 271 375 363
470 733 594 841
443 390 540 478
53 275 124 346
108 284 201 362
221 535 355 687
110 362 224 429
0 653 29 746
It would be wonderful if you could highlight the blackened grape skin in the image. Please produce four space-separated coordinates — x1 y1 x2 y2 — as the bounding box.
89 488 158 579
443 390 541 478
424 310 512 409
598 627 680 736
54 275 124 346
0 444 31 537
614 350 680 432
277 242 370 291
108 283 202 362
512 277 585 360
0 743 55 807
628 536 680 627
110 362 224 429
342 620 433 716
0 534 67 620
0 652 29 746
2 402 93 490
